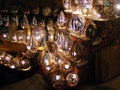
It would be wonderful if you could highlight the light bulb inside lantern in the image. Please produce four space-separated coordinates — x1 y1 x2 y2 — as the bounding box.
32 24 46 44
43 64 56 74
51 73 65 88
3 54 13 66
9 33 17 42
66 73 79 87
16 30 26 43
42 52 56 66
19 58 31 71
60 61 72 74
114 0 120 16
47 19 55 42
2 33 9 41
8 58 19 69
55 55 63 65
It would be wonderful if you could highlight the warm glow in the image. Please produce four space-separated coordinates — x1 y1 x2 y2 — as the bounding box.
56 75 61 81
65 64 70 69
46 66 51 71
21 60 26 65
116 4 120 11
10 65 15 69
3 34 7 38
27 46 31 50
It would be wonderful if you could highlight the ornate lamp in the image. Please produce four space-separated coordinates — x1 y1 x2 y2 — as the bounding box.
0 0 119 89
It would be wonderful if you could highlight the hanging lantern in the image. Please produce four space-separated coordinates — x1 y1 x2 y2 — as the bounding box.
69 41 83 65
3 54 13 66
68 14 86 39
80 0 93 18
60 61 73 74
18 56 31 71
62 0 72 12
30 16 38 29
114 0 120 16
16 30 26 44
72 0 82 14
51 73 65 88
56 32 73 55
47 19 55 42
56 11 67 30
42 6 52 17
91 0 114 21
8 58 19 69
32 24 46 44
66 72 79 87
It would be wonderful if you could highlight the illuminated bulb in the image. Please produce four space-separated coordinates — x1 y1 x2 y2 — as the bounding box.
43 53 51 65
27 45 31 50
65 64 69 69
16 30 26 43
4 54 12 66
55 58 63 65
114 0 120 16
19 58 31 71
66 73 79 87
60 61 72 73
27 36 30 41
51 73 65 88
116 4 120 10
32 24 45 44
56 75 61 81
43 64 56 74
8 58 19 69
10 65 15 69
2 33 9 41
70 41 83 64
46 65 51 71
21 60 26 65
3 34 7 38
13 36 17 41
44 58 49 65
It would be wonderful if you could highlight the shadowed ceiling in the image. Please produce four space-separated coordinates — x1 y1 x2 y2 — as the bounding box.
0 0 62 9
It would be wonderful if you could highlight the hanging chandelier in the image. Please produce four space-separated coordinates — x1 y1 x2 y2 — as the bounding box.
0 0 120 89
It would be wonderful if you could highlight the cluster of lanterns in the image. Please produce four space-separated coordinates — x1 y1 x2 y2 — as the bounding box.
0 0 120 89
62 0 120 21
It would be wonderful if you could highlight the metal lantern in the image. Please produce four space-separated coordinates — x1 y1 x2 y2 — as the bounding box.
92 0 114 21
114 0 120 16
68 14 86 38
